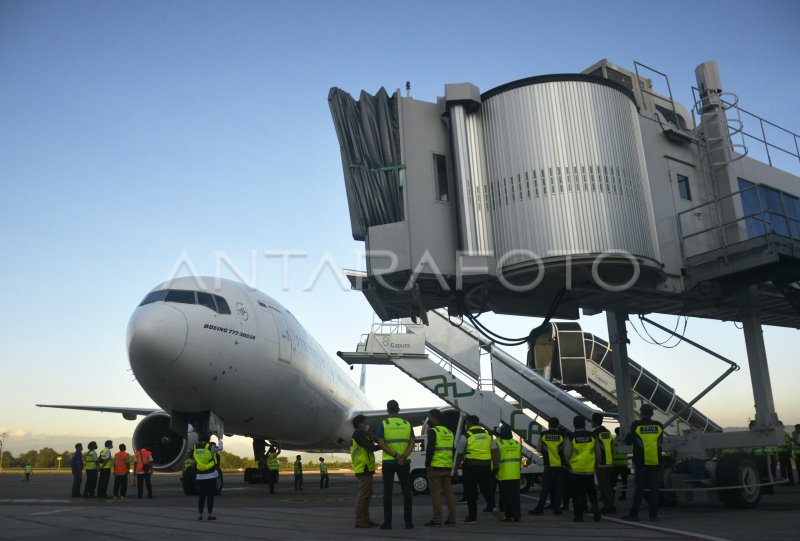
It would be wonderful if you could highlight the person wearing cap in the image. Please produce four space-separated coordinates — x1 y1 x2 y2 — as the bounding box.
266 443 281 494
351 414 381 529
293 455 303 490
564 415 601 522
592 412 616 514
622 404 664 522
97 440 114 499
424 409 456 526
71 443 84 497
530 417 567 515
611 427 630 501
193 431 223 520
455 414 502 523
495 424 522 522
82 441 99 498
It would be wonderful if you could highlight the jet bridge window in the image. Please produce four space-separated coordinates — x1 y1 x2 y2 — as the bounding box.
677 174 692 201
433 154 449 202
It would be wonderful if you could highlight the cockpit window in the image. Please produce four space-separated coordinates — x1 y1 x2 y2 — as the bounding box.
197 292 216 312
164 290 196 304
139 290 166 306
214 295 231 314
139 288 232 315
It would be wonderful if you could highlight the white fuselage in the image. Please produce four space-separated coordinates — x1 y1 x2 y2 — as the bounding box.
127 277 371 449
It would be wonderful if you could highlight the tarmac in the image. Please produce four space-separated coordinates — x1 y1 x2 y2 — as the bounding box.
1 472 799 541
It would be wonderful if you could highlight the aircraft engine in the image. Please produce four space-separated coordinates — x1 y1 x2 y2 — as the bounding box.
132 412 197 470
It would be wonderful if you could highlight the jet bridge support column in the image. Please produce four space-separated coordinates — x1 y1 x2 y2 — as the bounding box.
737 286 778 427
607 310 635 437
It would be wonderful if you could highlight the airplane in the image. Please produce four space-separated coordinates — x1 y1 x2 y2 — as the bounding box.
39 276 434 472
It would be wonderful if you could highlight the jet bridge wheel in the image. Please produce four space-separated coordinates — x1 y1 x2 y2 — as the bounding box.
716 453 760 509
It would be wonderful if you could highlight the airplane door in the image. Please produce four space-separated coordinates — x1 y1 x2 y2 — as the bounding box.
269 307 292 363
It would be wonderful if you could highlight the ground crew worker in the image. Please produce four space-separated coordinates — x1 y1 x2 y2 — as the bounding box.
455 414 502 523
194 432 222 520
423 409 456 526
319 457 329 488
592 412 615 514
351 414 380 528
375 399 414 530
113 443 131 499
565 415 601 522
778 428 794 486
82 441 99 498
266 444 280 494
530 417 566 515
71 443 83 497
97 440 114 498
623 404 664 522
495 424 522 522
23 463 32 482
293 455 303 490
611 427 629 501
134 447 154 498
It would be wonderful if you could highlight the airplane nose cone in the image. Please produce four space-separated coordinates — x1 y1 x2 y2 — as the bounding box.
127 303 188 367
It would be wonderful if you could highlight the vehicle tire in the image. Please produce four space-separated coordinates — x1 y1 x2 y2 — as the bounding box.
519 475 532 493
215 471 224 496
717 453 760 509
411 470 428 495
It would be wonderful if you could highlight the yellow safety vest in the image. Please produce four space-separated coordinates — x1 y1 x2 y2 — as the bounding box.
267 452 279 470
430 425 454 468
595 427 613 466
100 448 113 469
193 443 216 473
634 422 663 466
382 417 412 461
465 426 492 461
294 460 302 474
611 436 628 466
84 450 98 470
350 437 376 474
569 431 596 474
320 462 328 474
542 431 565 467
497 438 521 481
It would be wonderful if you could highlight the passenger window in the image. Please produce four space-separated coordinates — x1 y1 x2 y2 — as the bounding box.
139 290 165 306
197 292 217 312
164 290 196 304
214 295 231 314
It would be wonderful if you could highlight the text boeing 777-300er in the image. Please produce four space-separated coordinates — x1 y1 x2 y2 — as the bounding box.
39 276 432 471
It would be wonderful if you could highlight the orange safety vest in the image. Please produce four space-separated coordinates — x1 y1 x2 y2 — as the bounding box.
135 449 153 473
113 451 130 474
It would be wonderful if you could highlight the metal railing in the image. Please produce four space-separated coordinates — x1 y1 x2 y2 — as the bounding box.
677 183 800 262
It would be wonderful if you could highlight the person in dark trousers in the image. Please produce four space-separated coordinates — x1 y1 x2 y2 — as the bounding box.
96 440 114 499
351 414 381 528
82 441 99 498
134 447 154 498
611 427 630 501
565 415 601 523
375 399 415 530
530 417 567 515
293 455 303 490
194 432 222 520
778 428 794 486
266 444 280 494
23 464 32 481
623 404 664 522
319 457 329 488
113 443 131 499
424 408 457 526
495 424 522 522
71 443 83 497
455 414 503 523
592 412 616 513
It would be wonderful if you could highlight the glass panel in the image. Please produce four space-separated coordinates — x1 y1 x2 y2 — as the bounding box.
738 178 763 238
677 174 691 200
197 292 216 312
433 154 449 202
164 290 196 304
138 290 165 306
214 295 231 314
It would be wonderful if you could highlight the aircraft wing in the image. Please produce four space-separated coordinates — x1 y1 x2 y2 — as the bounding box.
37 404 160 421
355 406 452 428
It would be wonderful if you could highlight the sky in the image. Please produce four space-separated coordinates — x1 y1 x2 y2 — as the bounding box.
1 0 799 458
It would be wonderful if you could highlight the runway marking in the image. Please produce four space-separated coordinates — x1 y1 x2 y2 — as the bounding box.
26 508 72 516
0 499 69 503
520 494 731 541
